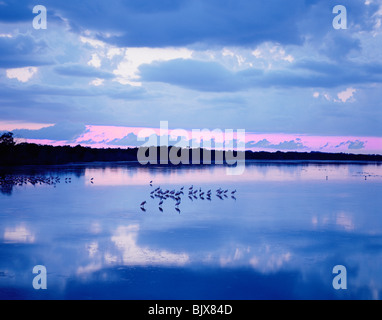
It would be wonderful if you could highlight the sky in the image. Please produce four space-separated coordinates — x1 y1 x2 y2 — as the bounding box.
0 0 381 154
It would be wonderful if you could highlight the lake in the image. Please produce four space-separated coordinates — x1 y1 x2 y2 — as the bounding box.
0 161 381 300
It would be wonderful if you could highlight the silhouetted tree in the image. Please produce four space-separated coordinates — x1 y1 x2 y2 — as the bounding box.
0 132 15 146
0 140 380 166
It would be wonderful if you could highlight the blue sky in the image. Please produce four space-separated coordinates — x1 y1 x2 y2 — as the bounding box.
0 0 381 153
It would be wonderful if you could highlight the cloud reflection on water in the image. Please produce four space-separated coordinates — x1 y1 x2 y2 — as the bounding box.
110 225 189 266
3 224 35 244
0 162 381 299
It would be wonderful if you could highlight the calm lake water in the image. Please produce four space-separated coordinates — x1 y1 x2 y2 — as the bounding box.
0 161 381 300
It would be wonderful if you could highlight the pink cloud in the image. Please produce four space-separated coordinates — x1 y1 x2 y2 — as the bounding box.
22 125 382 155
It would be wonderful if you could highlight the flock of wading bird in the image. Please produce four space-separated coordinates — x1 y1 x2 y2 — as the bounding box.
0 175 72 187
140 181 237 213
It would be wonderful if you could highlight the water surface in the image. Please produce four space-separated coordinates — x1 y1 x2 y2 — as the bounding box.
0 161 381 299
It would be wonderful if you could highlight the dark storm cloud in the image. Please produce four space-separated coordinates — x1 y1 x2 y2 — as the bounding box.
139 59 246 92
0 34 52 68
54 64 115 79
55 0 306 47
139 58 382 92
0 0 379 54
13 122 86 141
0 83 146 99
3 0 378 48
0 0 34 23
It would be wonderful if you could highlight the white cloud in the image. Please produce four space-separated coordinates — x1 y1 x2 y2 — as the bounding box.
313 89 356 103
372 4 382 33
323 93 331 101
113 47 193 86
221 48 247 67
283 54 294 63
80 36 105 48
90 78 104 86
222 48 235 57
107 47 123 60
6 67 38 83
337 87 356 103
88 53 102 68
251 43 294 65
252 49 262 58
276 47 294 62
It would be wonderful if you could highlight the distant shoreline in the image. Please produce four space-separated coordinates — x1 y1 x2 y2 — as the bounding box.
0 142 381 166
